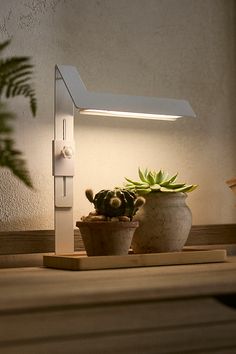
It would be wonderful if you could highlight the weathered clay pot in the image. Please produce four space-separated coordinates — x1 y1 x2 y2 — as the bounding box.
76 221 139 256
132 193 192 253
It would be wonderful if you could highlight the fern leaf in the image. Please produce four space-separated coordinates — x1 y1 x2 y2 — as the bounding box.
0 138 33 188
0 40 36 187
0 57 36 117
0 40 11 52
0 103 14 133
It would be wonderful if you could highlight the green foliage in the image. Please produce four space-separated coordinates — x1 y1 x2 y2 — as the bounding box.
85 188 145 219
124 168 198 195
0 40 37 188
0 114 33 188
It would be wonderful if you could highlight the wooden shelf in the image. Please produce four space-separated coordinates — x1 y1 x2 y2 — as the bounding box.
43 248 227 271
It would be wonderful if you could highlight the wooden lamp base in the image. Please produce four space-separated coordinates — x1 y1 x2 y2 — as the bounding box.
43 248 227 271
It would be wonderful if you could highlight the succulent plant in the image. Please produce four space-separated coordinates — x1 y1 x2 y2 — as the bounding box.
124 168 197 195
84 188 145 221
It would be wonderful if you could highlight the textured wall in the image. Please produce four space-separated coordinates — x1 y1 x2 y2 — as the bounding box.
0 0 235 231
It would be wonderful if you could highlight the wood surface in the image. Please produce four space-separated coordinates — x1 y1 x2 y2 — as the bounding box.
1 258 236 311
1 297 236 354
0 259 236 353
43 249 227 271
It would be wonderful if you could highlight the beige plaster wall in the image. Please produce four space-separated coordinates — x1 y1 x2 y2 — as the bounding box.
0 0 235 231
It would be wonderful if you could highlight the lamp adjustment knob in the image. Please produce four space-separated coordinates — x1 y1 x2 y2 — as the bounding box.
61 146 73 159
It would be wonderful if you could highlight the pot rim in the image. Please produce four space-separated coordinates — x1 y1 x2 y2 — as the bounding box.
76 220 139 227
143 192 188 198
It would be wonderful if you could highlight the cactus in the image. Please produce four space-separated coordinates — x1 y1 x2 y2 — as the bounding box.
84 188 145 221
124 168 198 195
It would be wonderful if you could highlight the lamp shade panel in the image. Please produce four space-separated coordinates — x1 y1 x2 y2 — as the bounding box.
55 65 196 120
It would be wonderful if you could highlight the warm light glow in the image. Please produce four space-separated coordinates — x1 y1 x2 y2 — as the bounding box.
80 109 180 121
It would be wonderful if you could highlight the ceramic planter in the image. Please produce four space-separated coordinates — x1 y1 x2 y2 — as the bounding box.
132 192 192 253
76 221 139 256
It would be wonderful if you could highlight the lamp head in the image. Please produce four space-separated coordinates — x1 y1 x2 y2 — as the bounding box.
56 65 196 121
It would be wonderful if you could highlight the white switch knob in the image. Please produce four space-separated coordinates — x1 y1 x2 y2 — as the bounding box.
61 146 73 159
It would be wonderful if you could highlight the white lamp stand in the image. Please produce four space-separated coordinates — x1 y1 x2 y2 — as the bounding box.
53 65 196 254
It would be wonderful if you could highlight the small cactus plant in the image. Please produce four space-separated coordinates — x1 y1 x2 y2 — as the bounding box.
83 188 145 221
124 168 197 195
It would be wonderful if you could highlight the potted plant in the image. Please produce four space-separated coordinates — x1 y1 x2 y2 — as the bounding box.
124 168 197 253
76 188 145 256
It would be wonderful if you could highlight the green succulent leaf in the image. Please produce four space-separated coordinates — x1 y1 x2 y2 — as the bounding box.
124 183 135 188
160 173 178 186
124 168 197 195
162 185 197 193
147 171 155 185
161 171 169 183
160 187 176 192
150 184 161 191
135 184 151 189
143 168 148 178
134 188 152 195
138 168 148 183
183 184 198 193
166 183 187 189
125 178 145 186
169 173 179 183
155 170 164 184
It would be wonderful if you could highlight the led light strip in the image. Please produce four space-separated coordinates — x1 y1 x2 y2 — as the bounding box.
80 109 180 121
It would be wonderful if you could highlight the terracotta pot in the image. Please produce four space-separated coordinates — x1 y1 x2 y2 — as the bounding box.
76 221 139 256
132 193 192 253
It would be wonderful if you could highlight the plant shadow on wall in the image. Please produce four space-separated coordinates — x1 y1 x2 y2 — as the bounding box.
0 40 37 188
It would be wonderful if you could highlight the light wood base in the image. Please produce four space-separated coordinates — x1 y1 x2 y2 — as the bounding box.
43 248 227 271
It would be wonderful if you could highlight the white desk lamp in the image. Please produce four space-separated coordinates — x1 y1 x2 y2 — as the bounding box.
53 65 196 254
